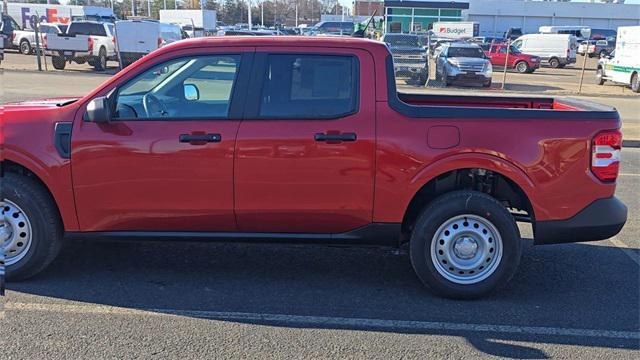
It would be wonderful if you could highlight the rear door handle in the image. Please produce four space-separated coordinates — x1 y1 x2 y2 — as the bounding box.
179 133 221 144
314 133 357 142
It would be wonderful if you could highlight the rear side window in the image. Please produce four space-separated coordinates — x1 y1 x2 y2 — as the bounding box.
68 23 106 37
259 54 358 118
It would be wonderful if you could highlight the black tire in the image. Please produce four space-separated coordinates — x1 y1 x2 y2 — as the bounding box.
19 39 32 55
94 47 107 71
2 172 64 281
549 57 560 68
409 191 522 299
632 72 639 93
51 55 66 70
599 50 608 58
418 72 428 86
515 61 529 74
596 67 606 85
441 69 449 86
483 79 492 88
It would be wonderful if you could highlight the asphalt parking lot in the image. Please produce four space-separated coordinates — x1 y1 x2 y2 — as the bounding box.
1 64 639 358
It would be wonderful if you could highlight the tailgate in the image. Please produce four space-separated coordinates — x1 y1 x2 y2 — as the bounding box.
45 34 89 52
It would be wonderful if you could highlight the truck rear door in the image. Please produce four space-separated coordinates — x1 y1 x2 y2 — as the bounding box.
234 48 376 233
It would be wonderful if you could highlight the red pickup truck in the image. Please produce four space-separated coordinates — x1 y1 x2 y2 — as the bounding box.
485 43 541 73
0 37 627 298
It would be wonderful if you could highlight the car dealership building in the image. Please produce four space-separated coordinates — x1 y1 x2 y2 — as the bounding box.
369 0 640 35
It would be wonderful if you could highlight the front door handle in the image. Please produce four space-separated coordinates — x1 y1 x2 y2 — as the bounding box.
314 132 357 142
179 133 221 144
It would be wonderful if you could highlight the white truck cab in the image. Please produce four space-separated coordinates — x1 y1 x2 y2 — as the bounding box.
597 26 640 93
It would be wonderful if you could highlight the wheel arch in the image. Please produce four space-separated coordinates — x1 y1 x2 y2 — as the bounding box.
401 156 536 241
1 157 78 231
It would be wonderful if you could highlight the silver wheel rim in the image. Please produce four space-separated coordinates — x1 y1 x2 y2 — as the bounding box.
517 62 527 72
21 42 29 54
430 214 503 285
1 200 34 266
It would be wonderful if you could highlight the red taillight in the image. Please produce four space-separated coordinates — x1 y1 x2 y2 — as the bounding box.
591 130 622 182
43 34 48 49
11 33 16 41
88 37 94 52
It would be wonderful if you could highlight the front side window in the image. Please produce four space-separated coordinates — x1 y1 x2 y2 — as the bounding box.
259 54 358 118
113 55 240 120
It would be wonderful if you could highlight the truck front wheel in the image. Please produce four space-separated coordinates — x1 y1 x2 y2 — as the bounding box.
2 173 64 280
409 191 522 299
52 55 66 70
19 39 32 55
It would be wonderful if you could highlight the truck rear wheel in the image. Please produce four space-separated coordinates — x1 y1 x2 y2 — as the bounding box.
409 191 522 299
631 72 639 93
52 55 66 70
94 47 107 71
549 57 560 68
2 173 64 280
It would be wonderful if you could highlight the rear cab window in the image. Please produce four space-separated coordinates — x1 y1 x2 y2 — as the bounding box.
258 54 359 118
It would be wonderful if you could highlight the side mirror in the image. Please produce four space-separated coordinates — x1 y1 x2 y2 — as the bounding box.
84 96 111 123
184 84 200 101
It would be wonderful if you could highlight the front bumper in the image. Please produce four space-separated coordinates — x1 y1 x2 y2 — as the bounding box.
534 197 627 245
447 73 491 85
394 64 427 75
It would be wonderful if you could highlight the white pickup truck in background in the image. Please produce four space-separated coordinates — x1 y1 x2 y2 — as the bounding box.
12 23 67 55
115 20 182 67
44 21 116 71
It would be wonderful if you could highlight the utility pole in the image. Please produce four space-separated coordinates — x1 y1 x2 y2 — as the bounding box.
132 0 137 17
261 1 264 27
247 0 252 28
2 0 8 16
147 0 151 18
295 1 298 27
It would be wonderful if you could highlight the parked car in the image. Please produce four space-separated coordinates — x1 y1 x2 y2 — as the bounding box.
597 26 640 93
44 21 116 71
115 20 182 67
503 27 522 41
0 14 19 50
12 23 67 55
436 42 492 87
0 37 627 299
511 34 577 68
578 39 615 58
485 43 540 73
382 33 429 85
311 21 354 36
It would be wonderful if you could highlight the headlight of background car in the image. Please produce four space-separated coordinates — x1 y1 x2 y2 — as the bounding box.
447 59 460 67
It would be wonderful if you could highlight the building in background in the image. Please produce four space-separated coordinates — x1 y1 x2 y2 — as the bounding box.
380 0 640 36
354 1 384 17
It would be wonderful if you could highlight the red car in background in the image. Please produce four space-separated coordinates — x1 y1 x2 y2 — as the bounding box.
485 43 541 73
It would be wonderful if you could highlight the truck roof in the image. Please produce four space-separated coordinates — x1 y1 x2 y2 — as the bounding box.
162 35 387 52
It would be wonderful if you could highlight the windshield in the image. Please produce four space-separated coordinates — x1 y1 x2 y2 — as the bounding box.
385 36 423 48
448 47 484 58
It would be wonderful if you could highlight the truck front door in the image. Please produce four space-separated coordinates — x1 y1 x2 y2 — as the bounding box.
234 49 376 233
71 49 253 231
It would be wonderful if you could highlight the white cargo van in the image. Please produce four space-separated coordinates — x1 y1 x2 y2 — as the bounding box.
597 26 640 93
511 34 577 68
115 20 182 67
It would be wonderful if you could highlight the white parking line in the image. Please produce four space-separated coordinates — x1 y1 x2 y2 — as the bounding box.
618 173 640 177
4 302 639 340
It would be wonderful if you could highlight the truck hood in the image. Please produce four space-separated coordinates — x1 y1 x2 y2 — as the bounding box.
389 46 426 54
3 97 80 110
